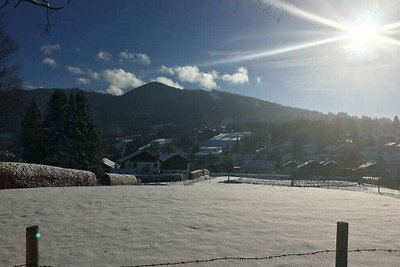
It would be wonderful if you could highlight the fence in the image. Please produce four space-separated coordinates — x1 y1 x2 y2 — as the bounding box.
16 222 400 267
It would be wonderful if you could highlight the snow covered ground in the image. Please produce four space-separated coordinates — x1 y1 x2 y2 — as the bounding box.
1 176 400 266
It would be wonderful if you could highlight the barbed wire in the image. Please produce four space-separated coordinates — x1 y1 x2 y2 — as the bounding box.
13 248 400 267
120 248 400 267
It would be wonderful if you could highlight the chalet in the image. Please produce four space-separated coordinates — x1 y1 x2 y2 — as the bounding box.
117 150 161 175
193 147 223 168
161 153 190 172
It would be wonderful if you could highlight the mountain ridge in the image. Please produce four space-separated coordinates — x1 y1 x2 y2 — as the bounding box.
2 82 327 137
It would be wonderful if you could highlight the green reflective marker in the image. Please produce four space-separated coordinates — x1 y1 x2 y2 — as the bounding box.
35 233 41 238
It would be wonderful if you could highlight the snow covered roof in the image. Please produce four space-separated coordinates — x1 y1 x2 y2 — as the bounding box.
357 161 377 169
194 148 223 156
199 132 250 148
159 152 188 162
283 161 298 168
118 150 159 163
102 158 117 168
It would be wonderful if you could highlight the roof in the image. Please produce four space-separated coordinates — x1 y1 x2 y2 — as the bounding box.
102 158 117 168
283 161 298 168
385 142 397 147
199 132 250 148
297 160 317 169
160 153 189 162
194 148 223 156
320 160 337 167
118 150 159 163
357 161 377 170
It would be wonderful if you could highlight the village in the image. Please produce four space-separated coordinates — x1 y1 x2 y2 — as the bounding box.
101 128 400 184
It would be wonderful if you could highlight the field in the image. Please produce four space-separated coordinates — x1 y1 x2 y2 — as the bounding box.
1 177 400 266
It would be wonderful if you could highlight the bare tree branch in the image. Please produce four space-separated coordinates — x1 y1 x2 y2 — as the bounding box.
16 0 63 10
1 0 63 11
0 0 66 32
0 0 9 10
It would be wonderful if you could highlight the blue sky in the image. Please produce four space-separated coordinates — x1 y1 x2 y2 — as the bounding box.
5 0 400 118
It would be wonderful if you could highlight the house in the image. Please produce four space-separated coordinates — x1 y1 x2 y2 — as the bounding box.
193 147 223 168
161 153 190 171
241 160 277 173
199 132 251 151
160 153 190 178
117 150 161 175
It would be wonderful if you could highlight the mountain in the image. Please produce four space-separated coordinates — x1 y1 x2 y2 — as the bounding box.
1 82 326 137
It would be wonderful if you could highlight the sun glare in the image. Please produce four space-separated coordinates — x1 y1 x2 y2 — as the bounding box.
344 18 382 53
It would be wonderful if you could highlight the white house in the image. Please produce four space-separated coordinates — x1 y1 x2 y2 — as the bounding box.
117 150 161 175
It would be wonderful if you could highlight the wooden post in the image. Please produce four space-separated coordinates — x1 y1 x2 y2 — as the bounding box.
336 221 348 267
26 225 39 267
378 177 381 194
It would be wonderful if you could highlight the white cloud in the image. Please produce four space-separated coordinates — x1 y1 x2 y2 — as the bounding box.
159 65 175 75
221 67 249 84
40 44 61 55
97 51 112 61
154 77 183 89
161 65 217 90
120 50 150 64
23 83 43 90
107 85 124 96
102 68 144 95
66 66 100 81
174 66 218 89
66 65 85 75
88 69 100 80
42 57 57 67
76 77 90 85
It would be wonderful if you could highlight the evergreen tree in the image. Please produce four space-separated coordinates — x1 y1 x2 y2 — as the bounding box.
393 115 400 132
64 92 77 167
233 138 240 153
68 91 103 171
21 102 45 163
43 90 68 166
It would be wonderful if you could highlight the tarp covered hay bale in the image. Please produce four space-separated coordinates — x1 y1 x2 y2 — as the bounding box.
137 174 183 184
101 173 140 186
0 162 97 189
189 169 209 180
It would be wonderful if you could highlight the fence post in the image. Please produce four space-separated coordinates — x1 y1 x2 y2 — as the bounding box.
26 225 39 267
378 177 381 194
335 221 348 267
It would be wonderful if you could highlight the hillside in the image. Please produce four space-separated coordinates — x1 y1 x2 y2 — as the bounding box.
1 82 326 137
1 178 399 266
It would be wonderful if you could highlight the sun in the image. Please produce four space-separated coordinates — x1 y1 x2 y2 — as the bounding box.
344 18 382 53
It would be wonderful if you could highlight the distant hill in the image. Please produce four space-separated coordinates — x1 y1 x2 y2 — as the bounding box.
1 82 326 137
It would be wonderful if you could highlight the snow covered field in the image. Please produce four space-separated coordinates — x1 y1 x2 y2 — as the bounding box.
1 176 400 266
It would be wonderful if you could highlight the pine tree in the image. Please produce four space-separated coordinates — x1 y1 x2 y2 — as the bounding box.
64 92 77 167
393 115 400 132
68 91 103 171
43 90 68 166
21 102 45 163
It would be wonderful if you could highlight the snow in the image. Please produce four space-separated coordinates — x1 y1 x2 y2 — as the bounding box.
1 177 400 266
